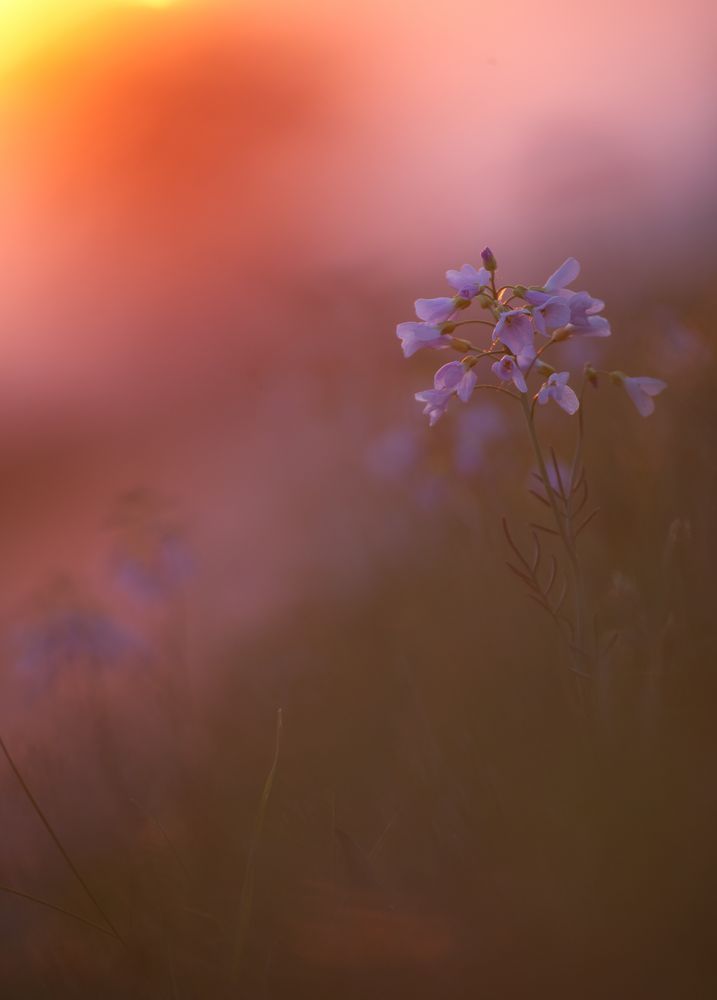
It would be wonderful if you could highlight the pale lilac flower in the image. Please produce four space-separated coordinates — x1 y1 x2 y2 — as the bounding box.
532 295 571 336
434 360 478 403
566 291 611 337
415 388 453 426
544 257 580 292
491 355 527 393
445 264 491 300
415 297 457 325
494 310 533 352
537 371 580 414
619 375 667 417
524 258 580 305
396 321 447 358
415 361 478 424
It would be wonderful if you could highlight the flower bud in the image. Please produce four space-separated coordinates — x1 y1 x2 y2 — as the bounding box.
551 326 571 343
476 293 492 309
585 363 599 388
535 359 555 376
450 337 471 353
481 246 497 272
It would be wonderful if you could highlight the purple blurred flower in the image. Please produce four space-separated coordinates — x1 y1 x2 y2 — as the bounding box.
414 297 458 325
14 580 143 677
618 374 667 416
445 264 491 300
112 534 194 603
107 489 194 604
396 321 448 358
366 426 422 481
491 355 527 393
453 403 505 475
537 372 580 414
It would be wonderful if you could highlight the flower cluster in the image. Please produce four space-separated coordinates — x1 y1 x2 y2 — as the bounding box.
397 248 666 424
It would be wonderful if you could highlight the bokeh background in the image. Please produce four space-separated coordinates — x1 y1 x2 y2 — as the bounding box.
0 0 716 996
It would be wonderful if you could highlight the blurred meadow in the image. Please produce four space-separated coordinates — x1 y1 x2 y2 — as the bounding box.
0 0 716 996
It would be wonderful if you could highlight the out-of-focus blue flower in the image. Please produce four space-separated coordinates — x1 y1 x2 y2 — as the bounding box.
453 403 505 476
365 426 423 481
13 578 143 677
107 490 194 604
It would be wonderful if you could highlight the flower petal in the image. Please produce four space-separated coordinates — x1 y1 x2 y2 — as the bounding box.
545 257 580 291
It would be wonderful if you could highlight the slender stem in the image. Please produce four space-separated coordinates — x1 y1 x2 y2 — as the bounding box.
519 394 587 684
0 734 125 945
0 884 117 938
231 708 283 980
474 384 520 400
452 319 496 329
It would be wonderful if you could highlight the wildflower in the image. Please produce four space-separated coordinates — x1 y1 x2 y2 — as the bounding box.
414 297 458 325
566 291 611 337
414 388 453 426
481 247 497 272
491 355 527 393
494 310 533 353
415 361 477 425
434 360 478 402
531 295 571 336
524 257 580 305
612 373 667 416
537 372 580 414
445 264 491 300
396 321 448 358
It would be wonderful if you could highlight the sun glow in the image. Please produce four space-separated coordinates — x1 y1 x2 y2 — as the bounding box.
0 0 181 74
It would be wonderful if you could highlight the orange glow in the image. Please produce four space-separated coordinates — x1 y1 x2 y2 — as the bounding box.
0 0 182 73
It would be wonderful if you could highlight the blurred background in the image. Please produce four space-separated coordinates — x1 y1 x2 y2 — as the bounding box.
0 0 715 996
